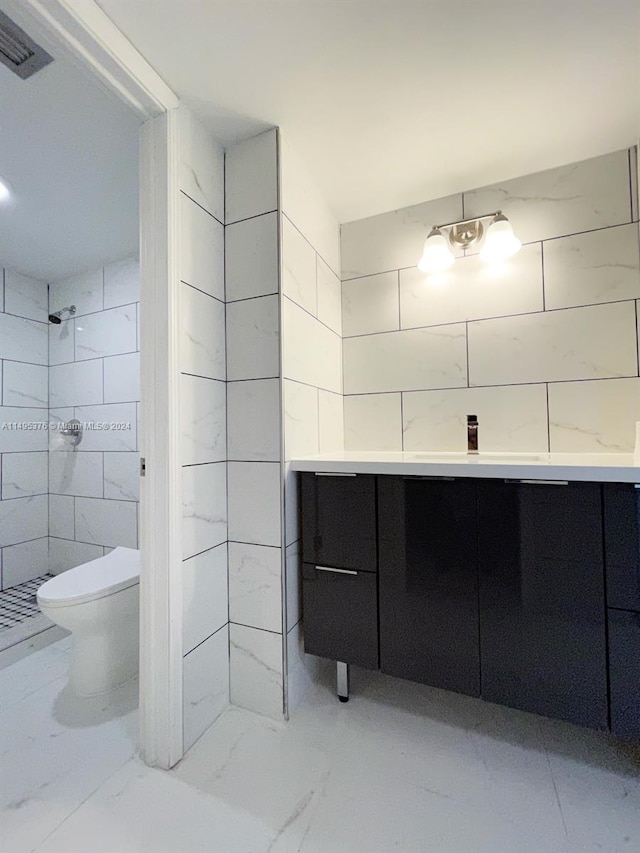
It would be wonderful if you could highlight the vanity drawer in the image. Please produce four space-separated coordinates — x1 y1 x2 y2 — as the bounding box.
603 484 640 612
302 562 378 669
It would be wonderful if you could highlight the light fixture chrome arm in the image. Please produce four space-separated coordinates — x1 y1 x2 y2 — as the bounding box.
431 210 502 231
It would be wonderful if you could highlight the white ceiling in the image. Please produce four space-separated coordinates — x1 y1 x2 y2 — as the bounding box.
0 11 139 281
97 0 639 223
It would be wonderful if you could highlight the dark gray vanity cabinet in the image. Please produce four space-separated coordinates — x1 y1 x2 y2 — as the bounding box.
377 477 480 696
477 480 608 730
300 473 379 669
603 484 640 738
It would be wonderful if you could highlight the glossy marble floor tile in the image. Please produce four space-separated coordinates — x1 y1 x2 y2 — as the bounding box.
2 642 639 853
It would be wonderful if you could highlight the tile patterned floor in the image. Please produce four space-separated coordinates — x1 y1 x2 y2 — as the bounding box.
1 639 639 853
0 575 53 629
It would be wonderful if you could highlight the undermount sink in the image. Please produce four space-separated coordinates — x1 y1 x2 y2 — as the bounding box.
408 452 544 462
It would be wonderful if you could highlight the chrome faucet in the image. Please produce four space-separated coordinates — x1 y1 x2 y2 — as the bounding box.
467 414 478 454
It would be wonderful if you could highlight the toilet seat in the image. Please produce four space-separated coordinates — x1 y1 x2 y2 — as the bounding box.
38 547 140 608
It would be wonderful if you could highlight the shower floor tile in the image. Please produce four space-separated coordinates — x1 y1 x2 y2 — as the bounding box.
0 574 53 630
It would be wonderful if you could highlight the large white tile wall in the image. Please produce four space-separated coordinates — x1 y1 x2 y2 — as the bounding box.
225 129 285 721
342 148 640 453
0 268 49 589
280 134 342 714
178 107 229 752
48 258 140 574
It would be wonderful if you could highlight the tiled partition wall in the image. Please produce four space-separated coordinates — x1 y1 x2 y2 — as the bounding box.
225 129 285 719
177 108 229 752
341 149 640 452
0 269 49 589
280 135 344 712
48 259 140 574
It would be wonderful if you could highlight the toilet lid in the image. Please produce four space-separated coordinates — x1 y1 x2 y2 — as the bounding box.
37 547 140 607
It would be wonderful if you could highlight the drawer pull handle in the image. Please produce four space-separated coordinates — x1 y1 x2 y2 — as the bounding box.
504 479 568 485
315 472 357 477
316 566 358 576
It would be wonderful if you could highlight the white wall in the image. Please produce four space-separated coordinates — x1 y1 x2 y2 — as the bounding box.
0 269 49 589
341 149 640 453
48 259 140 574
177 107 229 752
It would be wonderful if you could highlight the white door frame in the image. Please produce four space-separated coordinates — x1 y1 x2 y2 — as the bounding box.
4 0 184 768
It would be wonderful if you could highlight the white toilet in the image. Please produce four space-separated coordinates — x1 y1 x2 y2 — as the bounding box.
38 547 140 696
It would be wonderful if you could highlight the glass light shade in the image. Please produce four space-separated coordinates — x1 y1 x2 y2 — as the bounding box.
480 214 521 261
418 228 455 273
0 178 12 204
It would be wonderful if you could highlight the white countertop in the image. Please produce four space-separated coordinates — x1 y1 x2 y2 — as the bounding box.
290 451 640 483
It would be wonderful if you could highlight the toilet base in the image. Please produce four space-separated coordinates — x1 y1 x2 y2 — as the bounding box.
69 622 139 697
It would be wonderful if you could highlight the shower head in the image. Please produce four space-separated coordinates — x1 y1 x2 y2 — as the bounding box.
48 305 76 324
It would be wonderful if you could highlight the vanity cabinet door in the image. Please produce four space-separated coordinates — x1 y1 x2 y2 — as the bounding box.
301 472 377 572
478 480 607 730
378 476 480 697
302 563 379 668
603 483 640 611
608 608 640 739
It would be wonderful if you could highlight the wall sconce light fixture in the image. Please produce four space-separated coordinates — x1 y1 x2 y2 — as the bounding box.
418 211 521 273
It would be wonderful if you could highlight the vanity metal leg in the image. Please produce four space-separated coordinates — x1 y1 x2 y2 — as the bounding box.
337 661 350 702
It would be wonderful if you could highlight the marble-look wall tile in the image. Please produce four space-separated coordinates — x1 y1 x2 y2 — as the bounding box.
468 302 637 386
181 462 227 560
548 377 640 452
317 256 342 335
180 374 226 465
75 305 137 361
341 194 463 280
284 465 299 548
282 215 317 315
318 390 344 452
283 380 319 461
226 295 279 380
0 495 48 547
344 394 403 451
282 298 342 393
403 384 549 452
464 150 631 245
49 319 74 365
1 362 48 408
180 284 226 381
179 106 225 223
0 313 47 365
3 270 48 323
1 452 48 499
104 452 140 501
286 620 324 715
229 542 282 633
49 268 103 317
48 536 103 575
285 540 301 632
225 212 278 302
225 129 278 224
183 624 229 752
75 403 137 452
50 360 103 408
179 192 225 302
183 543 229 655
280 133 340 276
343 272 399 337
227 462 281 547
75 497 137 549
543 223 640 310
2 537 48 587
343 324 467 394
229 623 283 719
0 407 48 452
103 258 139 309
400 243 543 329
49 494 74 540
49 451 103 498
227 379 280 462
104 353 140 403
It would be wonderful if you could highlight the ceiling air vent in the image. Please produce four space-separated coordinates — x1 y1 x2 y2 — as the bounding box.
0 10 53 80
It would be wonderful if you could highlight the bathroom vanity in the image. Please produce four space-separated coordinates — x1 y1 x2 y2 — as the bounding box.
292 453 640 738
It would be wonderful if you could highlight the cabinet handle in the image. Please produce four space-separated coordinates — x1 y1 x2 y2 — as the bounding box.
315 472 357 477
504 479 568 485
403 475 456 481
315 566 358 576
